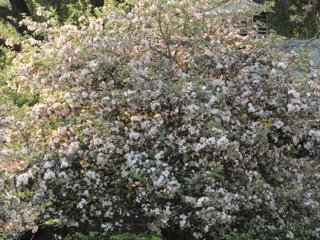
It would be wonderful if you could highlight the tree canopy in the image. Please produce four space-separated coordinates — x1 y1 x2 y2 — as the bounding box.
0 0 319 54
0 1 319 239
254 0 320 38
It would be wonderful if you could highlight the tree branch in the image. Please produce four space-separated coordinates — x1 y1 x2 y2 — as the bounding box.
307 31 320 43
90 0 105 8
0 6 30 35
0 1 33 52
9 0 31 17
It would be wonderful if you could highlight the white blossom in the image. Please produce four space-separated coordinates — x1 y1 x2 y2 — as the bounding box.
77 198 88 209
16 172 33 187
217 136 229 147
287 104 295 113
44 169 55 180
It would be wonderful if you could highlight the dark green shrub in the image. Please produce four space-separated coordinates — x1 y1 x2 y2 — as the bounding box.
63 233 162 240
109 233 162 240
63 234 105 240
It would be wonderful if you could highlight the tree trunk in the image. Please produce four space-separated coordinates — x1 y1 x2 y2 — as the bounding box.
9 0 31 16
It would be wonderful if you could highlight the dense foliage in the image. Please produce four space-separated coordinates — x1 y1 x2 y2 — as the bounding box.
0 0 320 239
63 232 162 240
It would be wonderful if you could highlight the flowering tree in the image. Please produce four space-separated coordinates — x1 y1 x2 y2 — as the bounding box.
1 0 320 239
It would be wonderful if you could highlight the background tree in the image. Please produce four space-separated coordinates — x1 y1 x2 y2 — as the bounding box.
255 0 320 38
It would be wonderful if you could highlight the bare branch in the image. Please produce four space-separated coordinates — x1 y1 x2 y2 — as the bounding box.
306 31 320 44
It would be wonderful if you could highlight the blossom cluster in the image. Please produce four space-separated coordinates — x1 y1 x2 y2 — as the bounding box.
0 0 320 239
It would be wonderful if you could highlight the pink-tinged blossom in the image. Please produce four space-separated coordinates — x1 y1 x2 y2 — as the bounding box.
167 180 181 192
85 170 97 179
288 89 301 99
304 142 313 151
217 136 229 147
277 62 287 69
274 120 284 129
248 103 255 113
43 169 55 180
16 172 33 187
128 131 140 140
81 92 88 98
195 197 209 207
287 103 296 113
44 161 52 169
